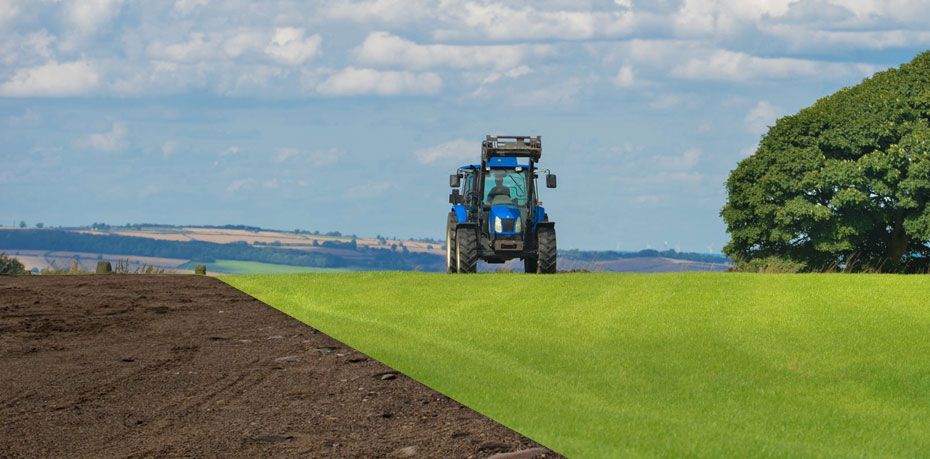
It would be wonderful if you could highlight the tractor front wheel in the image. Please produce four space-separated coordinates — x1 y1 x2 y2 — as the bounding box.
536 226 557 274
445 220 457 273
455 226 478 273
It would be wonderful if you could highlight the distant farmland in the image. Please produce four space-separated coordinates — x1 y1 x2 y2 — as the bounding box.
0 225 730 273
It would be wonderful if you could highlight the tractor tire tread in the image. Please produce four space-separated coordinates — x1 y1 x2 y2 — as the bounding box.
456 227 478 274
537 226 557 274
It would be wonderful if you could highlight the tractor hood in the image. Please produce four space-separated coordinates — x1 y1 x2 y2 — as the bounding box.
489 204 522 235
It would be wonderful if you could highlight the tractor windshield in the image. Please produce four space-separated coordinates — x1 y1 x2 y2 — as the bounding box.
483 169 530 206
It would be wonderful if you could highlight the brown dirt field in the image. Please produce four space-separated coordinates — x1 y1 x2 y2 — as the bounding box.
0 275 557 458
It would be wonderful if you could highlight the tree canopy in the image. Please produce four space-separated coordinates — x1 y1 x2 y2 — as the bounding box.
722 51 930 272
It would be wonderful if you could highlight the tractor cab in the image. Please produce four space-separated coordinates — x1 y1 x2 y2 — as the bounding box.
446 136 558 273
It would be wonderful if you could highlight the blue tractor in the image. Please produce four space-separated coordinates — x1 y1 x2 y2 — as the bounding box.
446 135 558 273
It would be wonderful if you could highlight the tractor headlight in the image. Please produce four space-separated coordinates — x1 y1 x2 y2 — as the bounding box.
514 217 522 233
494 217 502 233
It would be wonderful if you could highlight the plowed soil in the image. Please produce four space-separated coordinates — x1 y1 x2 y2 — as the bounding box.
0 275 556 458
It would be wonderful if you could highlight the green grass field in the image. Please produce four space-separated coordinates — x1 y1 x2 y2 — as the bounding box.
182 259 349 275
222 272 930 457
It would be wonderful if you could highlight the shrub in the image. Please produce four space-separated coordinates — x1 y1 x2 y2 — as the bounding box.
194 264 207 275
729 256 807 273
96 261 112 274
0 253 27 275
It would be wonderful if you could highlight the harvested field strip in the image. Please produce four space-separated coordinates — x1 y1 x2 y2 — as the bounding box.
223 272 930 457
0 276 554 458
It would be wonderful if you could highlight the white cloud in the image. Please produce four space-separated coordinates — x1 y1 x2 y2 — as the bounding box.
322 0 432 25
354 32 550 70
0 61 100 96
672 49 874 81
470 65 532 97
173 0 209 15
220 145 240 157
80 122 127 152
612 64 635 87
673 0 793 37
316 67 441 96
23 30 56 59
416 139 473 164
66 0 124 34
223 30 266 58
161 140 177 157
0 0 19 26
264 28 321 66
744 100 781 134
148 33 218 63
433 3 637 41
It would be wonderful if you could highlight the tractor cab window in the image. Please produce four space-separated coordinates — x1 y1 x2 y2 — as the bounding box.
483 169 530 206
462 170 475 198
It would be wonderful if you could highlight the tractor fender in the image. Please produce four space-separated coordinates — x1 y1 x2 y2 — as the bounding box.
452 204 468 223
534 221 555 233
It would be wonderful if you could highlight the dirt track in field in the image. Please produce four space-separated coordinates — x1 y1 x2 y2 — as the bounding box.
0 275 556 458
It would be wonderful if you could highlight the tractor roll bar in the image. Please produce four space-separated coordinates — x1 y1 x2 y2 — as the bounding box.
481 135 541 162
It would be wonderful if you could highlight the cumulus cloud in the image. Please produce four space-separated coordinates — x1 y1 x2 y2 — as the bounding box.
416 139 473 164
316 67 441 96
147 33 216 63
80 122 127 152
354 32 550 70
264 28 321 66
744 100 781 134
0 61 100 96
672 49 874 81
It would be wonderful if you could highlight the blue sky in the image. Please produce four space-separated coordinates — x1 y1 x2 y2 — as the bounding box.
1 1 929 251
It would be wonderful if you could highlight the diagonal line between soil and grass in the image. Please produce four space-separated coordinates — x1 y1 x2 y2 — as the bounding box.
221 272 930 458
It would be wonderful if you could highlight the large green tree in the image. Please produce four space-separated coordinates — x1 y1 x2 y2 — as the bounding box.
722 51 930 272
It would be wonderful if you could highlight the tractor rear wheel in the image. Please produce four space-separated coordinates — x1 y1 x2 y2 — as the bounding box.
445 220 457 273
536 226 557 274
455 226 478 273
523 256 537 273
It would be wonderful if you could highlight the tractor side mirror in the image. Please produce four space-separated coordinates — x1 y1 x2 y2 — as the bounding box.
450 174 461 188
449 189 461 204
546 174 557 188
